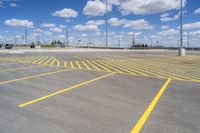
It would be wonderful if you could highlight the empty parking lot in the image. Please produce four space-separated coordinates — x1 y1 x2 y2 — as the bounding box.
0 49 200 133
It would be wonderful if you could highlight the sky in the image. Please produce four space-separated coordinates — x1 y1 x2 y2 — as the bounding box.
0 0 200 47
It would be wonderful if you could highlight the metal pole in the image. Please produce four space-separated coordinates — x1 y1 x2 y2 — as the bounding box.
25 29 27 45
179 0 185 56
106 0 108 48
187 32 190 50
66 28 69 47
180 0 183 48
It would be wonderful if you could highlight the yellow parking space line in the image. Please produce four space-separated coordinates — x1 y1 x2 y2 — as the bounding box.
27 56 40 63
76 61 82 69
92 61 112 72
125 61 182 80
113 60 151 77
106 60 137 75
70 61 74 69
0 65 42 73
13 57 27 62
98 60 123 73
64 61 67 68
81 61 91 70
22 57 35 63
44 56 54 65
86 60 100 71
50 58 56 66
0 69 72 85
32 57 45 64
17 57 30 62
19 72 115 107
57 61 60 66
130 78 172 133
38 56 49 64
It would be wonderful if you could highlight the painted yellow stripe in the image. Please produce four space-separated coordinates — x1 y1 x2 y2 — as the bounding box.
98 60 123 73
0 69 72 85
131 78 172 133
92 61 112 72
50 58 55 66
64 61 67 68
81 61 91 70
38 56 49 64
44 57 54 65
57 61 60 66
106 60 137 75
86 60 100 71
70 61 74 69
27 57 40 63
19 72 115 107
32 57 45 64
22 57 35 63
76 61 82 69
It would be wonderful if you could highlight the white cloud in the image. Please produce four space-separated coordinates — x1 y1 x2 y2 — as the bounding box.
83 0 112 16
183 22 200 30
161 25 170 29
52 8 78 19
4 18 34 28
158 29 179 36
127 32 142 36
194 8 200 15
9 3 18 7
42 23 56 28
160 12 179 22
49 27 63 32
119 0 186 15
73 24 99 31
108 17 153 30
86 19 105 25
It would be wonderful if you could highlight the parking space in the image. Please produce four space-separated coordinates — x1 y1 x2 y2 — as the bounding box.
0 50 200 133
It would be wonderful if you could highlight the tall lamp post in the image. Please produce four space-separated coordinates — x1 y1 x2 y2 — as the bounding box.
179 0 186 56
105 0 108 48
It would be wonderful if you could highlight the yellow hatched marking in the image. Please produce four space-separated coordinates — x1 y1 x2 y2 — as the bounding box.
27 57 40 63
86 60 100 71
44 57 54 65
113 60 151 77
105 60 137 75
92 61 112 72
38 56 49 64
81 61 91 70
70 61 74 69
22 57 35 63
98 60 123 73
32 57 45 64
64 61 67 68
76 61 82 69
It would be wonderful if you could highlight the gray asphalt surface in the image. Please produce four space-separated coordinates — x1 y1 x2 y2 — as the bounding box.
0 49 200 133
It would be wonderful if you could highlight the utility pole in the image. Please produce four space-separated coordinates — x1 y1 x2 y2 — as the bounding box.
187 32 190 50
105 0 108 48
66 28 69 47
25 29 28 45
179 0 185 56
150 39 153 48
117 33 120 48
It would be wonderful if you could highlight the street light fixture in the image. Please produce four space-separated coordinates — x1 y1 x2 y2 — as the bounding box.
179 0 186 56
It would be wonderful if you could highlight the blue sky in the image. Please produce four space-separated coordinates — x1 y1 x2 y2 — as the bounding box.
0 0 200 47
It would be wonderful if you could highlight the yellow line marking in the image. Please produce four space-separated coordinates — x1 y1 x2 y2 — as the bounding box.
81 61 91 70
0 69 72 85
106 60 137 75
70 61 74 69
50 58 55 66
92 61 112 72
27 57 40 63
64 61 67 68
131 78 172 133
57 61 60 66
98 60 123 73
38 56 49 64
32 57 45 64
0 65 42 73
44 56 53 65
19 72 115 107
76 61 82 69
86 60 100 71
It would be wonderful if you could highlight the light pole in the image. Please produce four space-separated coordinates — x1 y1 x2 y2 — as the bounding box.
105 0 108 48
179 0 186 56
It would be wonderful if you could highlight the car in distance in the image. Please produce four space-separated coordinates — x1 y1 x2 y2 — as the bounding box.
5 44 14 49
